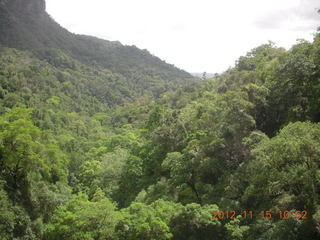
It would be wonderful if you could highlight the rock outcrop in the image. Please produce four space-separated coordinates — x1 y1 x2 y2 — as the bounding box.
0 0 46 15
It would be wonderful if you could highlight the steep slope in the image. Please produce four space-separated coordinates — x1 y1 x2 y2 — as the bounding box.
0 0 195 99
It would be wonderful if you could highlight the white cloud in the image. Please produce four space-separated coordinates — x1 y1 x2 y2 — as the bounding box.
255 0 319 31
46 0 320 73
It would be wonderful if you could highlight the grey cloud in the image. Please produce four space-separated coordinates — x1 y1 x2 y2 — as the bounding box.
296 0 319 21
255 0 320 31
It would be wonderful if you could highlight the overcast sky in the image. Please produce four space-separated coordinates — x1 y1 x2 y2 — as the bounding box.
46 0 320 73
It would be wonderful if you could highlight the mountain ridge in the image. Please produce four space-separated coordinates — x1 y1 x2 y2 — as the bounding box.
0 0 195 99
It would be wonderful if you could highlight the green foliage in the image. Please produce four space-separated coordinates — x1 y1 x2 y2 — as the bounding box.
225 217 250 240
1 3 320 239
0 107 41 173
0 181 15 239
170 203 222 240
117 202 173 240
45 193 120 240
239 122 320 239
245 122 320 210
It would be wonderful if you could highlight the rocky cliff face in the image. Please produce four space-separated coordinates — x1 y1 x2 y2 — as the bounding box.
0 0 45 14
0 0 50 49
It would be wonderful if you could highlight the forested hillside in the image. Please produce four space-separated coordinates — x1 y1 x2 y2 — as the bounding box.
0 0 194 100
0 0 320 239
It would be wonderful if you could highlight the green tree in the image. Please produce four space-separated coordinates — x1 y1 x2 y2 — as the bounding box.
117 202 173 240
45 192 120 240
242 122 320 239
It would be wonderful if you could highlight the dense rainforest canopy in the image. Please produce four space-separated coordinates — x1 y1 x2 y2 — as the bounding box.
0 0 320 239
